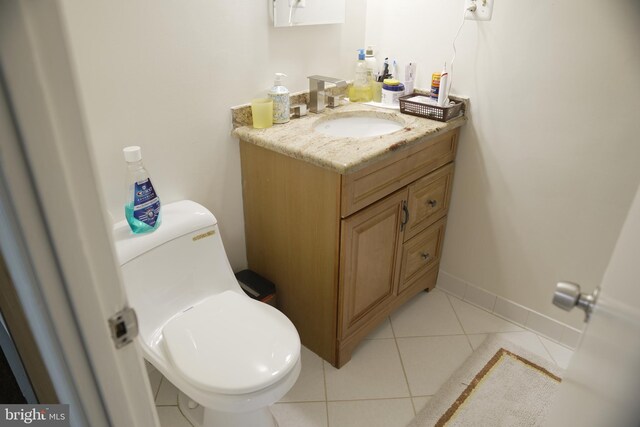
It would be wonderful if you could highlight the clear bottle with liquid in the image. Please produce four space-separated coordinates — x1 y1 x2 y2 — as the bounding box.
123 146 161 234
364 45 377 83
349 49 372 102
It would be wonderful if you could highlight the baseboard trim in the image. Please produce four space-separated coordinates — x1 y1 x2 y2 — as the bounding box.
437 270 583 349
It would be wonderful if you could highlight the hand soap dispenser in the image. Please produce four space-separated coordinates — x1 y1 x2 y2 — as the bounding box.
268 73 290 124
349 49 372 103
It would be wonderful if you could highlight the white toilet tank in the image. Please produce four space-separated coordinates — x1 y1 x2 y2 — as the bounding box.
113 200 242 347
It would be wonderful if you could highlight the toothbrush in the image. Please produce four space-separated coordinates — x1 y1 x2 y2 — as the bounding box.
393 59 398 80
380 58 390 82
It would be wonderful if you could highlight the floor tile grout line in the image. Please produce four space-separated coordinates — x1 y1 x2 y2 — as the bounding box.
489 311 528 330
441 287 575 344
439 285 583 344
537 335 575 350
447 292 529 334
444 293 475 352
154 375 164 402
535 334 561 366
176 405 195 427
158 375 179 406
321 358 330 427
326 396 416 403
389 316 417 416
154 374 192 426
388 315 395 339
444 293 467 333
394 332 469 339
277 399 330 404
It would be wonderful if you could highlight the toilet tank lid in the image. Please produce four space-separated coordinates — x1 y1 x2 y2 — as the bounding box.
112 200 217 266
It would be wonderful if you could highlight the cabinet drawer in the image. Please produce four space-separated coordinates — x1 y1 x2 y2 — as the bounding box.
341 129 459 217
404 163 454 241
398 217 447 295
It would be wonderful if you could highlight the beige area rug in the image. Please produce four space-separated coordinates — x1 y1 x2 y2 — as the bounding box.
408 335 563 427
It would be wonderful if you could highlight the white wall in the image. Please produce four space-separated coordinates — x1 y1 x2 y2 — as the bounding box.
60 0 639 329
366 0 640 328
59 0 366 270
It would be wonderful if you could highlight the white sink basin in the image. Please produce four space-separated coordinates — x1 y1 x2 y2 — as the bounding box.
314 114 404 138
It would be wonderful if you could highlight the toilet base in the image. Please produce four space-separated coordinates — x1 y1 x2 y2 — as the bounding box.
178 391 279 427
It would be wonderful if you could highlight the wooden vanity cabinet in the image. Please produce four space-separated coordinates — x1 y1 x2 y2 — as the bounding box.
239 128 459 367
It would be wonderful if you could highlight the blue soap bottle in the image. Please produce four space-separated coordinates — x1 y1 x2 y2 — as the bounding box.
123 146 161 234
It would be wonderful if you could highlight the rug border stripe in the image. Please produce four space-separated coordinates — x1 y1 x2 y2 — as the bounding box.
435 347 561 426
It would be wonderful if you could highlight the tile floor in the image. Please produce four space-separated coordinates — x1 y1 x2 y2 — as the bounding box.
147 288 574 427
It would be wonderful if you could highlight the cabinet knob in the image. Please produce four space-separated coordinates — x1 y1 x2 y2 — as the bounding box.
427 199 437 208
421 252 430 261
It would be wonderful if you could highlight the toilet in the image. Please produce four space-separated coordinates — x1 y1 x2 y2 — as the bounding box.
112 200 301 427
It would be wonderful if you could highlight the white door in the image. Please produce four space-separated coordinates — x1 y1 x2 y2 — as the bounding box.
545 183 640 426
0 1 159 426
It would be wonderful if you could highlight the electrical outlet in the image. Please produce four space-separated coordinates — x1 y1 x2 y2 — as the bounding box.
464 0 493 21
289 0 306 7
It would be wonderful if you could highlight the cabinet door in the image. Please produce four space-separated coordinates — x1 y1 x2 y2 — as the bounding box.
338 190 406 340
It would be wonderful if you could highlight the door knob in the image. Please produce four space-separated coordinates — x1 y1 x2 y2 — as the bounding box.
553 281 599 322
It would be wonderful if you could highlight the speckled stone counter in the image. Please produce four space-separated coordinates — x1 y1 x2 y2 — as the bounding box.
232 100 467 175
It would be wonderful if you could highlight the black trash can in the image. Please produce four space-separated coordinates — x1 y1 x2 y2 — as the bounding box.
235 269 276 307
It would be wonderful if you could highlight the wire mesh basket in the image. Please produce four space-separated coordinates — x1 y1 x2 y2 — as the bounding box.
399 94 464 122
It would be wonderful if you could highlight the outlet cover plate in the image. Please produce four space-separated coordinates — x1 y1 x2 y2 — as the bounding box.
464 0 494 21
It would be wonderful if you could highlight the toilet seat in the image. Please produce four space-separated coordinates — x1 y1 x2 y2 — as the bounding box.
162 290 300 395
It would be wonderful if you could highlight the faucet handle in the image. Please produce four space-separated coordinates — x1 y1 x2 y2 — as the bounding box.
290 104 308 118
326 94 344 109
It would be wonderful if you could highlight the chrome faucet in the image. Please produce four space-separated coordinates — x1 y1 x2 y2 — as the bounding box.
307 75 347 113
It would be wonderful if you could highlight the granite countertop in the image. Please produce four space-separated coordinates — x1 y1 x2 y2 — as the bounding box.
232 101 467 175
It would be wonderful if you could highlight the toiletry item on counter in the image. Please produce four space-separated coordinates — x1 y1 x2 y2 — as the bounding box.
399 94 462 122
381 79 405 105
404 63 417 95
364 46 377 83
378 57 391 82
403 94 439 107
437 62 449 107
123 146 161 234
371 81 383 102
430 72 441 99
365 46 382 101
268 73 290 124
349 49 372 102
392 59 399 80
251 98 273 129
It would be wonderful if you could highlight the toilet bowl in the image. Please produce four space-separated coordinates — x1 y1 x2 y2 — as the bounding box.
112 200 301 427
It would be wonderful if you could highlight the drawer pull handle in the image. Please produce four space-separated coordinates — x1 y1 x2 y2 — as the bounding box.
401 201 409 231
421 252 431 261
427 199 438 208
